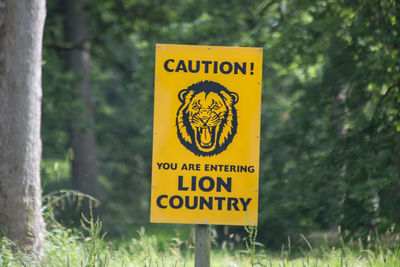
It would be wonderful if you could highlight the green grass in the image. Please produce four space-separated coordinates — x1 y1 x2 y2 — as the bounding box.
1 214 399 267
1 192 399 266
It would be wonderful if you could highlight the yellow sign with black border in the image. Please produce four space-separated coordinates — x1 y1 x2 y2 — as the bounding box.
151 44 263 226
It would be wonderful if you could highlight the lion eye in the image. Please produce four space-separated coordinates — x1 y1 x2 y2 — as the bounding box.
192 104 201 110
211 104 221 110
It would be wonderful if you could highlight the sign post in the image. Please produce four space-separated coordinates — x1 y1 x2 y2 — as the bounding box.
151 44 263 265
195 224 210 267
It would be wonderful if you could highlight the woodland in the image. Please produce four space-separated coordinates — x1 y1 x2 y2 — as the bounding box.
1 0 400 266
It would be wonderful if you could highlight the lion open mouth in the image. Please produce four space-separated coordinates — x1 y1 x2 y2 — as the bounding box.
196 126 217 149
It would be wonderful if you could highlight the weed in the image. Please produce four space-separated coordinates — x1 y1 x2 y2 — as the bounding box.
243 225 267 266
80 205 107 267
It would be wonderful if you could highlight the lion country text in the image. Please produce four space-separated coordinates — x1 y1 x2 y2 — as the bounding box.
155 175 252 211
163 59 255 75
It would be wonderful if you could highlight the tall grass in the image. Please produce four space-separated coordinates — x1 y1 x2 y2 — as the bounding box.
0 191 399 266
1 218 399 266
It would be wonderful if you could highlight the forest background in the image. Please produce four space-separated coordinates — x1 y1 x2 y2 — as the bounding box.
38 0 400 250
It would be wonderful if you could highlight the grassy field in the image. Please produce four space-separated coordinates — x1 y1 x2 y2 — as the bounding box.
1 213 399 267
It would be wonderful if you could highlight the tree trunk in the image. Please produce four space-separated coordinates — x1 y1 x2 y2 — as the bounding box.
65 0 99 201
0 0 46 255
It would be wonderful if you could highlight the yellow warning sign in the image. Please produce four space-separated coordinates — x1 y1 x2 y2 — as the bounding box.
150 44 263 226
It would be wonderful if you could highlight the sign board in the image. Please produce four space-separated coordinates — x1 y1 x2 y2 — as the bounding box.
150 44 263 226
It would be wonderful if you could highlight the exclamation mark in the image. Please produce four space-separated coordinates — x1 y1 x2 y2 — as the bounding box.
250 63 254 75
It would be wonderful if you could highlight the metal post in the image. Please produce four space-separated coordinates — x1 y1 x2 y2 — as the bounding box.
195 224 211 267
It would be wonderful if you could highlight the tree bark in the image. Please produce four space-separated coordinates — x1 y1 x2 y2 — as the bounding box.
65 0 99 200
0 0 46 255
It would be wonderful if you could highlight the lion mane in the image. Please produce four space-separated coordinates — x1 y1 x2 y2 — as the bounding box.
176 80 239 156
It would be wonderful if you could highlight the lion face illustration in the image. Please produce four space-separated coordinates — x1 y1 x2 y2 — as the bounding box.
176 81 239 156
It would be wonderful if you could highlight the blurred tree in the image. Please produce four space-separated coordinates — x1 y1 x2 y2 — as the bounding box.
65 0 100 204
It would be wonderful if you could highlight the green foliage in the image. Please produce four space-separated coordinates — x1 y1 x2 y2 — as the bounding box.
248 0 400 246
80 209 107 266
1 216 400 266
41 0 400 246
242 225 265 266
